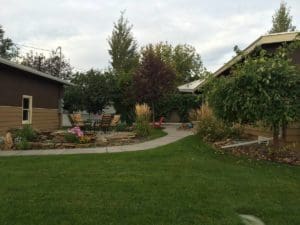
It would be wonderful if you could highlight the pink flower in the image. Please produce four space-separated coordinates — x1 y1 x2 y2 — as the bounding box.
68 126 84 137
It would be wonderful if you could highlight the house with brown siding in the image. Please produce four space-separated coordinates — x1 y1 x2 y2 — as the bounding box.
212 31 300 142
0 57 70 135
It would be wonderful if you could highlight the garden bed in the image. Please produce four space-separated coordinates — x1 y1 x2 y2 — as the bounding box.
0 126 167 151
213 138 300 166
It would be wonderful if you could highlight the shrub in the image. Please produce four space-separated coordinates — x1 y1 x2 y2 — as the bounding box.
79 136 91 144
115 122 128 132
15 139 31 150
196 105 242 142
15 125 37 141
64 133 80 143
135 103 151 137
155 93 202 122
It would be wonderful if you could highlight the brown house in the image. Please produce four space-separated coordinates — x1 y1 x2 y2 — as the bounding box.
0 57 70 135
214 32 300 77
213 31 300 142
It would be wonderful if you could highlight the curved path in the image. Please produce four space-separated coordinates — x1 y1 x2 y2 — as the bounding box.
0 125 193 157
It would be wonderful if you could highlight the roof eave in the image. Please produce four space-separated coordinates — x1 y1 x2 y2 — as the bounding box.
0 57 72 86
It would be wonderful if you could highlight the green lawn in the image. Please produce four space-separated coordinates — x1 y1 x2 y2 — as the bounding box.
147 128 167 140
0 136 299 225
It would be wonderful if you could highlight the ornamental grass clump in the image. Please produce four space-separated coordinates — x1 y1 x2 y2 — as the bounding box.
135 103 151 137
196 104 241 142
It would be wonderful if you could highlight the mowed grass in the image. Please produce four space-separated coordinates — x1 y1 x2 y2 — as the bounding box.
147 128 167 140
0 136 299 225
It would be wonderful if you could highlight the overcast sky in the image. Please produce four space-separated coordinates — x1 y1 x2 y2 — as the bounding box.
1 0 299 72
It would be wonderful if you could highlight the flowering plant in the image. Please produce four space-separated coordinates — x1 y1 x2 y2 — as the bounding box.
68 126 84 137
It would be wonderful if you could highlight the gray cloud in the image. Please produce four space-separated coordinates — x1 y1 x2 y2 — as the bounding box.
1 0 299 73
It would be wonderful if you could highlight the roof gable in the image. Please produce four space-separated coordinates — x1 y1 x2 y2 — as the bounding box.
0 57 71 85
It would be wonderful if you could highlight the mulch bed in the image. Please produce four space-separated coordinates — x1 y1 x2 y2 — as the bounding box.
213 139 300 166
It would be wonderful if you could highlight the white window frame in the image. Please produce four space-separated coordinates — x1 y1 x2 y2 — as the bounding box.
22 95 33 125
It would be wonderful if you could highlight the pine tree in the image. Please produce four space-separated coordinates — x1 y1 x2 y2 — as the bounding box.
269 1 296 33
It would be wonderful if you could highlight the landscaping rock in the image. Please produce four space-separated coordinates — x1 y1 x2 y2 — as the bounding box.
40 143 55 149
76 143 93 148
30 142 43 149
62 143 76 148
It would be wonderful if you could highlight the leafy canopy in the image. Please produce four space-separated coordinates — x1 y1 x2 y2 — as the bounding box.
21 50 72 80
133 47 176 120
206 43 300 142
0 25 18 60
64 70 113 114
141 42 205 85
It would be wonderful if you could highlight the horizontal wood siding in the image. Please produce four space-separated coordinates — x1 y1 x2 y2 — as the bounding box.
32 108 60 131
0 106 60 135
286 128 300 142
0 106 22 134
244 124 300 143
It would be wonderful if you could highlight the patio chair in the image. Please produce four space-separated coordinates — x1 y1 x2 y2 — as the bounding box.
110 114 121 128
69 113 92 130
69 113 85 127
100 114 113 133
153 117 164 129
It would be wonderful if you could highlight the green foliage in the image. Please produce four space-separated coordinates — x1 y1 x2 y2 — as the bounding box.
269 1 296 33
0 25 18 60
63 70 113 113
206 43 300 143
21 50 72 80
15 139 31 150
141 42 206 84
135 120 151 137
108 12 139 75
156 93 202 122
64 133 80 143
63 84 84 113
197 118 242 142
108 12 139 124
115 122 128 132
15 125 37 142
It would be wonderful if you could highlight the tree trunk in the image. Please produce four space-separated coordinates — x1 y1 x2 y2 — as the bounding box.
273 123 280 147
152 102 155 123
281 121 287 142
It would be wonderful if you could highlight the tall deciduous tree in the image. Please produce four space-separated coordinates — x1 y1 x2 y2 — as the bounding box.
206 44 300 146
0 25 18 60
21 50 72 80
133 47 176 121
141 42 205 84
269 1 296 33
64 70 113 113
108 12 139 123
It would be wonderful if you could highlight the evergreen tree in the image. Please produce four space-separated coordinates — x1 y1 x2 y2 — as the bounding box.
0 25 18 60
108 12 139 123
269 1 296 33
108 12 139 74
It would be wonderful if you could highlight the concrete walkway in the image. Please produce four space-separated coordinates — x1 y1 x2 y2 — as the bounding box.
0 125 193 157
